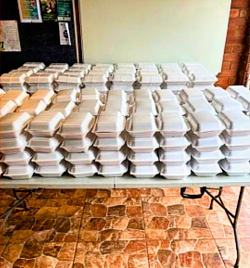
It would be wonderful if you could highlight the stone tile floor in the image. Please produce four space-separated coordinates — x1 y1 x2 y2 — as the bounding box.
0 186 250 268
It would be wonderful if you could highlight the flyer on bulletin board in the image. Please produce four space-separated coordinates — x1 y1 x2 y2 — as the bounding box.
40 0 57 21
17 0 42 23
57 0 72 21
0 21 21 52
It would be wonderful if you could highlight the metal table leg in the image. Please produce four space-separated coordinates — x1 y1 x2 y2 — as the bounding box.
181 186 245 268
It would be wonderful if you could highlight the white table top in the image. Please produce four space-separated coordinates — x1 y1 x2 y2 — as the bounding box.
1 174 250 189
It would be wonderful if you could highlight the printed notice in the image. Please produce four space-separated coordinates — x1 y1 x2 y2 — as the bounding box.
59 22 71 45
57 0 72 21
0 21 21 52
18 0 42 23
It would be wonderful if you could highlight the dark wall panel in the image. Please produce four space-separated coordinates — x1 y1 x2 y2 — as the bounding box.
0 0 77 74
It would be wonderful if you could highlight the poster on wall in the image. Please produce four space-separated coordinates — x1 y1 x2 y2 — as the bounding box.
17 0 42 23
57 0 72 21
0 21 21 52
40 0 57 21
59 22 71 45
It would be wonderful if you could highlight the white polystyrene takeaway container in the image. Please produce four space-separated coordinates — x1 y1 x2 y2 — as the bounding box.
128 150 158 166
159 148 190 166
130 163 160 178
0 100 17 117
65 147 97 165
164 72 189 92
160 163 191 180
159 135 191 152
81 88 101 101
98 160 128 177
187 111 225 137
189 159 222 176
28 135 63 153
187 147 224 164
219 159 250 176
132 101 158 116
220 131 250 150
32 149 65 166
18 99 47 116
83 74 109 92
139 74 163 92
153 90 177 102
226 85 249 99
204 87 230 102
4 164 35 180
127 135 160 153
2 149 34 166
77 100 103 116
1 90 29 106
30 90 56 105
28 111 65 137
157 101 185 115
219 110 250 136
179 88 205 103
55 89 80 103
221 145 250 162
96 149 127 166
1 112 32 138
68 163 98 177
94 132 126 151
105 99 129 117
35 161 67 177
183 98 215 114
49 101 76 117
212 97 244 113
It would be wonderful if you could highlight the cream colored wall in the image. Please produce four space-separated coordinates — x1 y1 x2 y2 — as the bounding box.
79 0 231 74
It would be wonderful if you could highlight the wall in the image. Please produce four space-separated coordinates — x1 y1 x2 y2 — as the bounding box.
217 0 250 88
79 0 231 74
0 0 77 74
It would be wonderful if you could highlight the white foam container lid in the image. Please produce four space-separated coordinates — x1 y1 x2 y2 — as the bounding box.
219 159 250 176
127 135 159 153
204 87 230 101
153 90 177 102
1 112 32 135
1 132 31 155
68 163 98 177
112 73 135 83
18 100 47 116
108 89 127 101
26 72 55 84
226 85 249 99
55 88 79 103
59 112 95 139
133 101 158 116
219 110 250 136
2 148 34 166
65 147 97 165
49 101 76 117
81 88 101 101
0 100 18 118
159 148 190 165
84 74 108 83
92 112 126 137
188 131 224 151
32 149 65 166
98 160 128 177
28 135 63 153
237 93 250 111
220 131 250 150
184 98 215 114
212 97 244 113
157 101 185 115
133 89 154 102
77 100 103 116
160 112 189 137
130 163 160 178
4 163 35 180
128 150 158 166
35 161 67 177
187 147 224 163
60 133 95 153
94 132 126 151
221 145 250 162
189 159 222 177
179 88 204 102
96 148 127 165
49 63 69 68
126 113 159 137
160 163 191 180
30 90 55 105
159 135 191 151
187 111 225 137
28 111 65 137
1 90 29 106
105 100 129 117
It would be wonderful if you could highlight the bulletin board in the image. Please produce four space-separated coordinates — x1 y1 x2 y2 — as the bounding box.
0 0 77 74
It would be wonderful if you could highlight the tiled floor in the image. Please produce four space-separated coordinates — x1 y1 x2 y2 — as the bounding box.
0 187 250 268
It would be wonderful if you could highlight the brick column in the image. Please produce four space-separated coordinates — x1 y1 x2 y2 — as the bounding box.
216 0 250 88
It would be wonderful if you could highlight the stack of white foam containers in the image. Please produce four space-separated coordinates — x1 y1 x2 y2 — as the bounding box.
160 63 189 93
25 72 56 93
1 112 34 179
56 71 83 92
154 90 191 179
219 110 250 176
126 89 160 178
137 63 163 92
111 63 136 93
93 109 128 177
0 71 28 91
187 111 225 176
60 112 98 177
27 111 66 177
83 64 113 93
182 62 218 90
